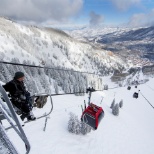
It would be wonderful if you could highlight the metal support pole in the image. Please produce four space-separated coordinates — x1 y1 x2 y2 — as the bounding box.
0 84 31 154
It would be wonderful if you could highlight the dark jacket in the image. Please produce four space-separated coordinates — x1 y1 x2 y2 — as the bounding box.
3 79 33 113
3 78 29 100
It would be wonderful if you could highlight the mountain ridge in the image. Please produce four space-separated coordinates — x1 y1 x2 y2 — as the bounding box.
66 26 154 67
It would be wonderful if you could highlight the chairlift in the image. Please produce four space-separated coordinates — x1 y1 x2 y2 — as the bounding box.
127 86 131 90
133 90 140 99
104 85 108 90
81 87 104 130
133 92 138 98
0 84 31 153
0 83 53 130
13 93 53 119
11 93 53 123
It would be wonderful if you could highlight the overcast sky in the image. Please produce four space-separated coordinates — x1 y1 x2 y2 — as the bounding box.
0 0 154 28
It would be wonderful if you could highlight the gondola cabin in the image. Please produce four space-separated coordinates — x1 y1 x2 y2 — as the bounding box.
127 86 131 90
133 92 138 98
81 103 104 130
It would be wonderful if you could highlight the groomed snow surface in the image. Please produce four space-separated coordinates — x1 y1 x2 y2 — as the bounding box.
3 78 154 154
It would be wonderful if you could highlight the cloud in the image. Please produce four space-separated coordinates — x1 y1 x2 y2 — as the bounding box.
109 0 141 11
89 11 104 26
128 9 154 27
0 0 83 23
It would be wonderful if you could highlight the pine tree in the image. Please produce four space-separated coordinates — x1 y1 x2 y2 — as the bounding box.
68 113 80 134
0 73 5 82
80 122 91 135
112 103 119 116
2 64 12 82
110 98 115 108
68 113 91 135
54 82 59 94
119 99 123 108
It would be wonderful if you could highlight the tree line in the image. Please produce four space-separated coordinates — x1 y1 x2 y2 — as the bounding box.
0 58 103 95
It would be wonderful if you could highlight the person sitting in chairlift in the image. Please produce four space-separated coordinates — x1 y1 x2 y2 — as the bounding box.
3 72 36 121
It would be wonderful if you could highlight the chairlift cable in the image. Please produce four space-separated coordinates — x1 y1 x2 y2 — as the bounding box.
0 61 102 77
145 84 154 91
139 91 154 109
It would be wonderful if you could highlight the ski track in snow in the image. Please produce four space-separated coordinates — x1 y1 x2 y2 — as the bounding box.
2 79 154 154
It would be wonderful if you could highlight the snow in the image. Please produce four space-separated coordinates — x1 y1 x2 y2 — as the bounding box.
0 17 127 73
65 26 132 41
2 78 154 154
0 17 154 154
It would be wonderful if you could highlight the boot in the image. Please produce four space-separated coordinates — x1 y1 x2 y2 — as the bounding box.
20 113 28 121
27 111 36 121
27 115 36 121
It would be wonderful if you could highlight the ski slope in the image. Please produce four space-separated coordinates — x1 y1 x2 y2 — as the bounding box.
3 78 154 154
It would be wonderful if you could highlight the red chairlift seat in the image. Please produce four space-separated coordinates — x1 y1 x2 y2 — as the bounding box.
81 103 104 130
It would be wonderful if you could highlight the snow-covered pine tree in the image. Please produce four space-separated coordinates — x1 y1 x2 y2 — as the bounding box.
68 113 80 134
119 99 123 108
0 63 6 82
63 79 70 93
110 98 115 108
54 82 59 94
112 103 119 116
0 73 5 83
6 64 15 78
80 122 91 135
38 68 50 93
23 60 33 76
1 64 12 82
68 113 91 135
10 58 20 73
74 85 79 96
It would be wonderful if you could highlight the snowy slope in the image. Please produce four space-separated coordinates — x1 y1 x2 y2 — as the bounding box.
0 17 127 74
3 77 154 154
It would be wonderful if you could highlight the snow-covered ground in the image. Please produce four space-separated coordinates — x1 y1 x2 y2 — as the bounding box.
2 77 154 154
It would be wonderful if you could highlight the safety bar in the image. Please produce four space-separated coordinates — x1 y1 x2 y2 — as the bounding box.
29 93 53 120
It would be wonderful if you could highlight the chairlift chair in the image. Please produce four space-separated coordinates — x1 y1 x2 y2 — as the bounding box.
13 93 53 120
81 87 104 130
133 90 140 99
127 86 131 90
133 92 138 98
0 89 53 130
32 93 48 109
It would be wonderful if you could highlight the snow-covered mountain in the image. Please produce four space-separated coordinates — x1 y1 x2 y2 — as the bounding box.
66 26 154 67
1 18 154 154
66 26 132 41
0 17 127 74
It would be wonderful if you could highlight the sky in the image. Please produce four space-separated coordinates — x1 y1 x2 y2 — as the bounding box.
0 0 154 28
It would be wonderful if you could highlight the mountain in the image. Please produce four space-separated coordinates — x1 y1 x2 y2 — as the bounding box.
66 26 154 67
0 17 127 75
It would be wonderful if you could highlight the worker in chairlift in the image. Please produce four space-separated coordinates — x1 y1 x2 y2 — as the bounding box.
3 71 36 121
